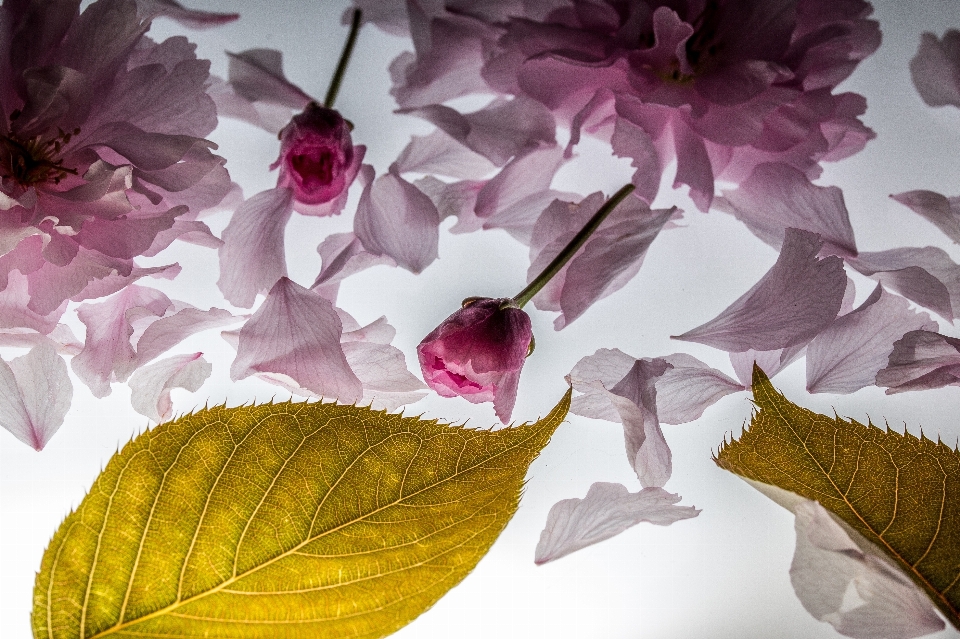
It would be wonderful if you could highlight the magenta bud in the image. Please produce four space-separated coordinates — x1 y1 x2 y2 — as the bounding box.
417 298 533 423
273 103 355 205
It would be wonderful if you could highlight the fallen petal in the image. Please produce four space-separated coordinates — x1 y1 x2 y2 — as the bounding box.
806 285 936 394
891 190 960 245
217 187 294 308
0 342 72 451
675 228 846 352
876 330 960 393
230 277 363 403
128 353 212 423
534 482 699 565
910 30 960 109
791 499 944 639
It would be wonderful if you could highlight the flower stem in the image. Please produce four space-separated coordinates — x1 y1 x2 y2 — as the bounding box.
324 9 362 109
511 183 636 309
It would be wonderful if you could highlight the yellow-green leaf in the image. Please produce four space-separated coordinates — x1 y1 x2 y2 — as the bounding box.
33 393 570 639
715 366 960 630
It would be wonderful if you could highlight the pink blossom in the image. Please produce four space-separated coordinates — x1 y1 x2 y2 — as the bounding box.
417 297 533 423
0 0 234 324
273 103 358 206
394 0 880 210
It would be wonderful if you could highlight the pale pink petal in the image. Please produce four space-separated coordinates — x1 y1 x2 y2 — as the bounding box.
910 30 960 108
342 342 427 411
0 342 72 451
72 285 173 398
608 359 672 488
672 117 716 212
414 176 486 233
534 483 699 565
400 96 555 166
128 352 212 423
394 129 496 179
876 330 960 393
341 316 396 345
806 285 937 394
0 271 67 334
230 277 363 403
528 191 674 329
0 324 83 356
568 347 638 422
891 190 960 245
474 145 564 220
311 232 395 301
391 6 500 109
354 165 440 274
217 187 294 308
64 262 181 308
847 247 960 322
344 0 423 36
136 0 238 29
226 49 314 110
132 306 238 371
719 163 857 257
654 353 744 424
791 499 944 639
207 76 295 135
674 228 846 352
611 114 662 204
730 345 806 386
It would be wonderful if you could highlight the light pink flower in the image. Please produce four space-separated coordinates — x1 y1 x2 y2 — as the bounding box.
395 0 880 210
417 297 533 423
0 0 234 326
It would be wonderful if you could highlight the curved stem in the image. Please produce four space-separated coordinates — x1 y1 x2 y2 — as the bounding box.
512 183 636 309
324 9 362 109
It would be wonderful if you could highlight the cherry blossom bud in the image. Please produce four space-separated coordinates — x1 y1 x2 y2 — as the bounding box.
273 102 356 205
417 298 533 423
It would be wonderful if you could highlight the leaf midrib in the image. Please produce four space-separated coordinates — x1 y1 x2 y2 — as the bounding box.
84 417 550 638
758 382 958 621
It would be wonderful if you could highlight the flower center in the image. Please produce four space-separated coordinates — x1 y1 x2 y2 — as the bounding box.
684 0 725 73
291 147 334 189
1 112 79 187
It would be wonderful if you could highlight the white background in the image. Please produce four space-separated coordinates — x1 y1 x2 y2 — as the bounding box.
3 1 960 637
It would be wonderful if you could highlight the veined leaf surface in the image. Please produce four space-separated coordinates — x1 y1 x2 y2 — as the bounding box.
715 366 960 630
33 393 570 638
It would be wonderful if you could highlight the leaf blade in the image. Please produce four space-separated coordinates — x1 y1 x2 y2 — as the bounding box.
34 393 570 638
715 366 960 630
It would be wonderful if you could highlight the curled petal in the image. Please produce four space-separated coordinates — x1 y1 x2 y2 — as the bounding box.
791 500 944 639
226 49 313 109
534 483 699 565
719 163 857 257
806 285 936 394
0 342 72 450
311 232 395 302
128 353 212 423
891 190 960 245
847 246 960 322
910 30 960 108
217 187 294 308
730 345 806 386
230 277 363 403
342 342 427 411
608 359 672 487
876 330 960 393
354 165 440 274
675 228 846 352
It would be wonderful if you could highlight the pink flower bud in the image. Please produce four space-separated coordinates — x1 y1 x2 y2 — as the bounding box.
272 103 355 205
417 297 533 423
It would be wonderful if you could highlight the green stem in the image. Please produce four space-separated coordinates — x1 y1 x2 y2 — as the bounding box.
511 183 636 309
323 9 362 109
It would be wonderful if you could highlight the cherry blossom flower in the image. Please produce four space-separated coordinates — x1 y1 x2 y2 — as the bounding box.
392 0 880 211
0 0 235 327
418 297 533 423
